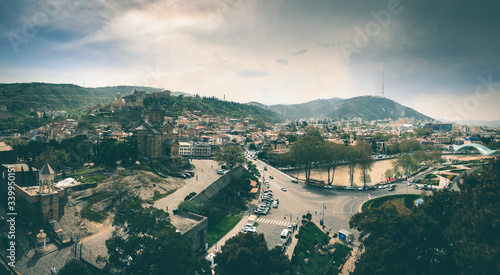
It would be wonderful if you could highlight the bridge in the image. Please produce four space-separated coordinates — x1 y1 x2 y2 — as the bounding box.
452 143 499 156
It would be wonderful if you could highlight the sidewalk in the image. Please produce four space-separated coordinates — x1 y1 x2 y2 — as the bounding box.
207 215 248 254
340 243 361 275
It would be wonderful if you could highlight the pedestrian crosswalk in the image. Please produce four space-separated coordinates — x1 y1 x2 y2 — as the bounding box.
256 218 293 227
332 212 356 214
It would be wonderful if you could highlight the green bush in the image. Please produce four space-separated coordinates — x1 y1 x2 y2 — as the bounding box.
184 192 197 201
178 201 203 215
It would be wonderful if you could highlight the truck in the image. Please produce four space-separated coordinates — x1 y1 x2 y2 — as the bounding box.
338 229 354 243
305 179 325 187
247 215 258 226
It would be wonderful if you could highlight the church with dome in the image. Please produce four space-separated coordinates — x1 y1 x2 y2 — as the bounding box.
133 101 180 159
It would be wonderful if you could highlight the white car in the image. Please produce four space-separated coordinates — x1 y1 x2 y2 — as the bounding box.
241 225 257 233
281 187 287 192
324 185 333 189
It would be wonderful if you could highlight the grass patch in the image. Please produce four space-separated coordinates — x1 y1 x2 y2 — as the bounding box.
363 194 422 211
80 192 113 222
450 169 467 173
438 166 456 171
78 174 109 184
152 189 177 201
178 201 203 215
292 221 351 274
207 213 243 247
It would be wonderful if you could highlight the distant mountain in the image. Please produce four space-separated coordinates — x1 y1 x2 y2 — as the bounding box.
328 96 432 121
267 98 345 119
255 96 432 121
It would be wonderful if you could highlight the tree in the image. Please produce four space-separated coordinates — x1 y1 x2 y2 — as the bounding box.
214 144 246 168
399 139 424 153
384 169 394 180
215 233 290 275
487 140 500 150
248 142 257 151
427 150 443 164
33 148 69 170
388 141 400 154
414 128 430 137
287 134 298 143
393 155 419 177
357 141 374 188
106 198 210 274
345 146 361 186
349 158 500 275
412 150 427 165
290 134 323 180
321 142 345 185
58 259 92 275
358 155 373 187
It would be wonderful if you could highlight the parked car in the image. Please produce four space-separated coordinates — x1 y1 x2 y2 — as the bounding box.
217 169 226 175
254 210 268 215
324 185 333 189
272 201 278 208
291 179 298 183
388 187 395 191
241 225 257 233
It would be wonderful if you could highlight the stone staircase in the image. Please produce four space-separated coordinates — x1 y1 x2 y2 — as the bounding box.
48 219 71 245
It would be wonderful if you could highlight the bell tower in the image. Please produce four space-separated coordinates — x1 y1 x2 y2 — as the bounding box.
38 163 55 194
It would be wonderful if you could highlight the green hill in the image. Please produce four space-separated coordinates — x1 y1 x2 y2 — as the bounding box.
267 98 345 119
0 83 281 132
257 96 431 121
329 96 431 121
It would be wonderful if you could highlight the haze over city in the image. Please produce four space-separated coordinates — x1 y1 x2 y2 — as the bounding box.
1 0 499 121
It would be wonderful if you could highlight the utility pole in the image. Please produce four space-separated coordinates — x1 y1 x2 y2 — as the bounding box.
322 202 325 223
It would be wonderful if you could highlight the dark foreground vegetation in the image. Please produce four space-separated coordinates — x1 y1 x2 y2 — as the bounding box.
350 158 500 275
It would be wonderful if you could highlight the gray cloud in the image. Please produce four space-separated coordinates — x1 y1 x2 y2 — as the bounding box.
275 58 289 65
1 0 499 120
291 49 308 56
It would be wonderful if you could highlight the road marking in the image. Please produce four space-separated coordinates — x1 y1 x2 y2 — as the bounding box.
349 197 363 213
257 218 293 227
332 212 357 214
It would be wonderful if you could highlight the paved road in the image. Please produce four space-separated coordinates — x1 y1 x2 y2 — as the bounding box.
250 158 429 247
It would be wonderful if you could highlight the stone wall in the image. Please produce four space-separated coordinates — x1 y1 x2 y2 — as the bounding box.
177 210 209 254
180 166 245 254
189 166 244 205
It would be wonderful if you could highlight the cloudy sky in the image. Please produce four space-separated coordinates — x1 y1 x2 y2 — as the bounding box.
1 0 499 121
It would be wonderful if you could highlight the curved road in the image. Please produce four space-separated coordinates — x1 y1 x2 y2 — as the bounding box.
251 158 428 246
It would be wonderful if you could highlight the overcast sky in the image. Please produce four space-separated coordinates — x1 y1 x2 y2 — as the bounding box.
1 0 499 121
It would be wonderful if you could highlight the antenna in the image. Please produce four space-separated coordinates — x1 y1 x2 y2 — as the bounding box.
382 72 385 98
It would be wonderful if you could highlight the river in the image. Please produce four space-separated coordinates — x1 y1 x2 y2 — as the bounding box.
287 153 484 187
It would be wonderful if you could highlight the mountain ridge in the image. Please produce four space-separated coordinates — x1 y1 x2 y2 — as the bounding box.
249 96 432 121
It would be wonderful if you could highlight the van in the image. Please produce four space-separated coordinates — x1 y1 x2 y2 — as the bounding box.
280 229 290 244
